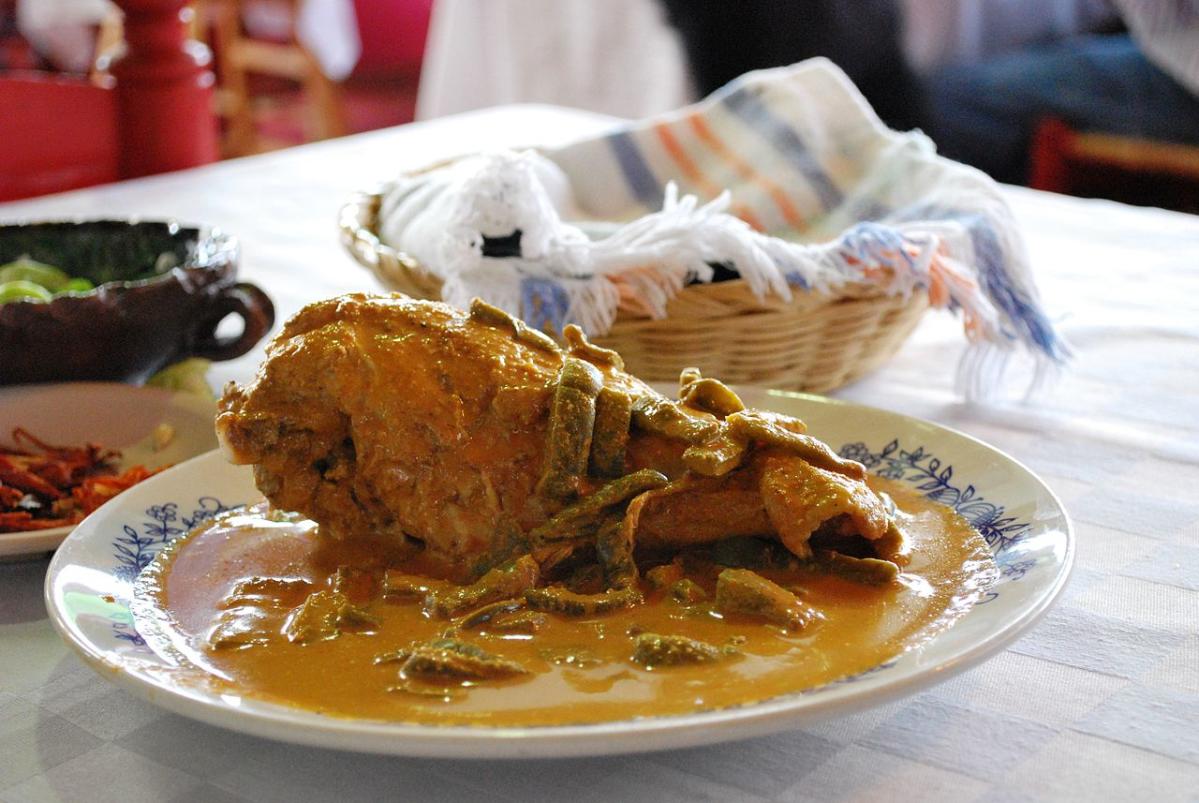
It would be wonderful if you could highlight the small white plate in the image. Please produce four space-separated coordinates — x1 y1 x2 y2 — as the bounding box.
44 391 1072 758
0 382 217 558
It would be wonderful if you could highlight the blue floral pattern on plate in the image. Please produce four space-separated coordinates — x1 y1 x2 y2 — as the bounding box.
838 438 1042 607
108 496 230 651
112 497 229 582
838 438 1030 554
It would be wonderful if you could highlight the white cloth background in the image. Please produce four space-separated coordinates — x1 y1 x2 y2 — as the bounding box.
240 0 361 80
15 0 113 30
15 0 115 73
416 0 694 120
295 0 360 80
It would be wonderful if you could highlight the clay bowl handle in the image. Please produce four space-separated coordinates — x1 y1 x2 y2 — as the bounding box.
191 282 276 361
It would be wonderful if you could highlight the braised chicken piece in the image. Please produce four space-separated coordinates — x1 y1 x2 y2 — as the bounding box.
216 294 902 592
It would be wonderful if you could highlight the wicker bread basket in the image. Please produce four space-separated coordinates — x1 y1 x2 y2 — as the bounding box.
339 191 929 393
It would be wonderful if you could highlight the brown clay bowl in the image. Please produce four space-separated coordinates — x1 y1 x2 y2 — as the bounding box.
0 220 274 386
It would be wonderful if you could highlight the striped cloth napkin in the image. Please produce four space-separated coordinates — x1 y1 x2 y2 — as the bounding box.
378 58 1067 397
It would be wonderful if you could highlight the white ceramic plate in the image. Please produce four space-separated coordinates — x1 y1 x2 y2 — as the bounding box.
44 391 1072 758
0 382 217 558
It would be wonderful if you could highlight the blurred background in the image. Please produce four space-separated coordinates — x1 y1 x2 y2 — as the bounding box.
2 0 1197 212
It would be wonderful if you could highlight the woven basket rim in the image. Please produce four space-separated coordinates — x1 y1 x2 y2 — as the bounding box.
337 189 899 314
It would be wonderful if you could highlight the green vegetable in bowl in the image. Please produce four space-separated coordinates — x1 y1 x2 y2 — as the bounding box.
146 358 215 400
0 256 70 290
0 256 95 303
0 280 54 303
61 277 95 293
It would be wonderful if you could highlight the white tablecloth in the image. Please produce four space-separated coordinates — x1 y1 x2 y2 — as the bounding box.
1 106 1197 802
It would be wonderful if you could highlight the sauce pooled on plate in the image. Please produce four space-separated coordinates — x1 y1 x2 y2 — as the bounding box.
133 477 995 727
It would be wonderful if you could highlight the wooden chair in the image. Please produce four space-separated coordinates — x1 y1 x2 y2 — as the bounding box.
1030 117 1199 212
200 0 346 156
91 4 125 79
197 0 430 157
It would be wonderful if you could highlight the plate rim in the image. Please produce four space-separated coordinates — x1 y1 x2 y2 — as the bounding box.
0 381 216 556
43 395 1074 758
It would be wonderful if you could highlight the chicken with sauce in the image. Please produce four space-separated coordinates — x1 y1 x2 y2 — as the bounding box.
215 294 906 613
